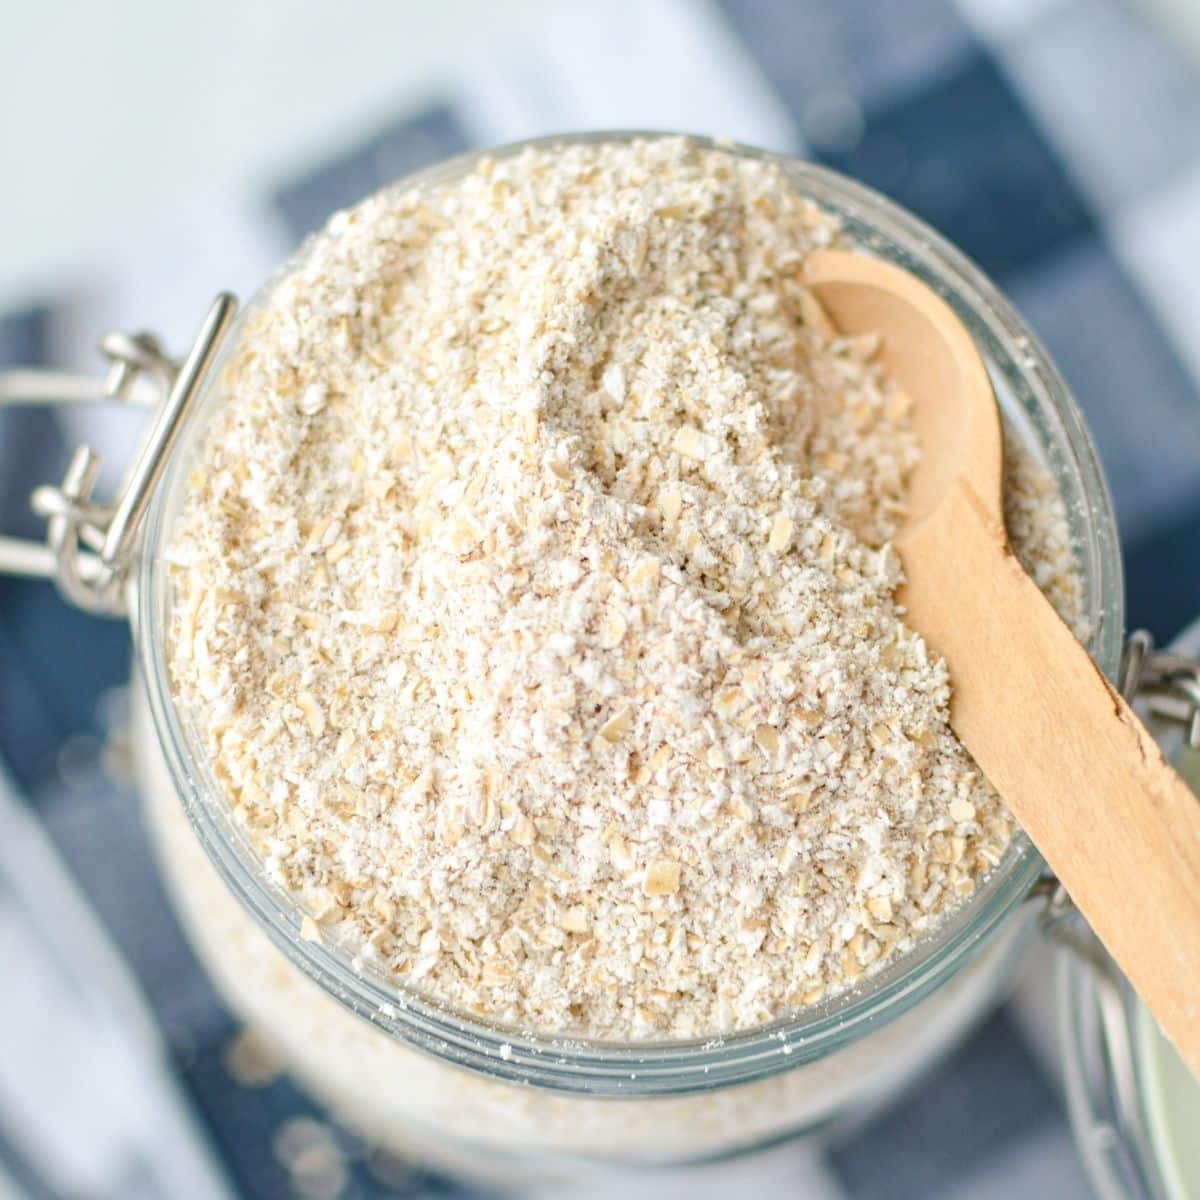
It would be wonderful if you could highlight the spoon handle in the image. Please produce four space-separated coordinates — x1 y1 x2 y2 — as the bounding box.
902 478 1200 1078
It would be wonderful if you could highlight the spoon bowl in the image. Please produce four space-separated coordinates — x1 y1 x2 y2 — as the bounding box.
804 250 1002 537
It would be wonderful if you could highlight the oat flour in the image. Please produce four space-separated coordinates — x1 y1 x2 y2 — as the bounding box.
168 137 1081 1038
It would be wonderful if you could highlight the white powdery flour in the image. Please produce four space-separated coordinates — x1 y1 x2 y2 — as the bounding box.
168 137 1081 1038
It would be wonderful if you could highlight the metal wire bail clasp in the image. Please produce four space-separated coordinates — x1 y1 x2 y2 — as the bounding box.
1120 628 1200 747
0 295 237 615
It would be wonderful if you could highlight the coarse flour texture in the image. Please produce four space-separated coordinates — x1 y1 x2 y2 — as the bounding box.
168 138 1082 1039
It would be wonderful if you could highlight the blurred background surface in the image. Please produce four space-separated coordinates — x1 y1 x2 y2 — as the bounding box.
1 0 1199 1196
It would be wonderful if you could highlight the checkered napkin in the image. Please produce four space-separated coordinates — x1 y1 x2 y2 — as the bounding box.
2 0 1199 1195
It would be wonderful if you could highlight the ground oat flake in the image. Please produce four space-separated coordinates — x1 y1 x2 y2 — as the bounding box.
167 137 1083 1039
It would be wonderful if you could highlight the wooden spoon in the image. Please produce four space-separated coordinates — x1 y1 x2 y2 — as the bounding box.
804 249 1200 1077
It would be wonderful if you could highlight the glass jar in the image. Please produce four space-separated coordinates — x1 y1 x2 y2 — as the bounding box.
1060 621 1200 1200
0 134 1128 1184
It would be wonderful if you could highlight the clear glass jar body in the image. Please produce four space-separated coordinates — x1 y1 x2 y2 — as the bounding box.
129 134 1125 1180
136 692 1035 1180
1059 955 1169 1200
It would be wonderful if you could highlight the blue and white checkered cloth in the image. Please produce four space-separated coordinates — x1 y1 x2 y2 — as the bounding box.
3 1 1199 1195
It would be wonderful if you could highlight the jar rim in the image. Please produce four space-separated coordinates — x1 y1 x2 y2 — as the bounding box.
135 130 1125 1095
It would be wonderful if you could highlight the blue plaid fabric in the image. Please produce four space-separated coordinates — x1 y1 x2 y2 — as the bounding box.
3 1 1199 1196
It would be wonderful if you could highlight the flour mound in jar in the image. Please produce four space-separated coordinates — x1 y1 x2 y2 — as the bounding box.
168 136 1082 1039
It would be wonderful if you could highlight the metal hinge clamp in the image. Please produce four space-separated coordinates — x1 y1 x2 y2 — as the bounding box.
0 295 237 614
